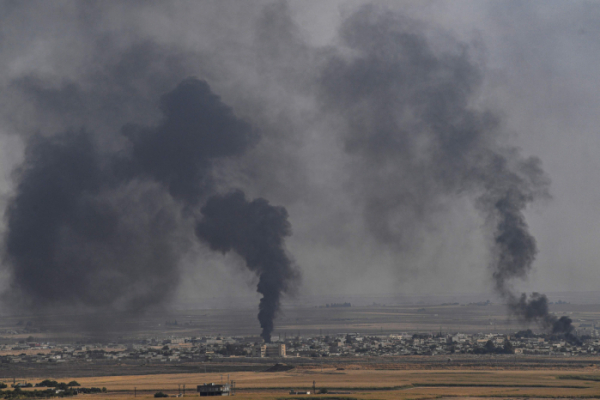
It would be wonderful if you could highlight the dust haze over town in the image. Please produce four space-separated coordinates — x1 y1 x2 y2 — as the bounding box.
0 0 600 345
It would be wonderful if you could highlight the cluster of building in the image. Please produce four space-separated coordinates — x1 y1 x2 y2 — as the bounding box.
2 330 600 365
281 331 600 357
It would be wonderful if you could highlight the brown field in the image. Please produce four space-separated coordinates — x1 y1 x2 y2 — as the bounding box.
12 367 600 400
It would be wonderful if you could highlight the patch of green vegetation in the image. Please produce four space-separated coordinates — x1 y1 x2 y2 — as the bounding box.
557 374 600 382
0 387 105 399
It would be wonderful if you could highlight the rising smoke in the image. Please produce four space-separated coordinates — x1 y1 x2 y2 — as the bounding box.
4 130 180 312
123 78 257 205
319 5 572 337
3 77 299 337
196 190 298 342
0 2 586 341
510 293 579 343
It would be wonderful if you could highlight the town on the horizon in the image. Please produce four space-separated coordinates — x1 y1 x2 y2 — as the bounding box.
3 326 600 366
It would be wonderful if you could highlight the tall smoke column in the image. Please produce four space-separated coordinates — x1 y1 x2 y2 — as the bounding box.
125 78 299 338
2 77 278 322
319 5 570 335
195 190 298 342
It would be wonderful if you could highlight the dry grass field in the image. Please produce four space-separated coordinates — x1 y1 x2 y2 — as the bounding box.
17 367 600 400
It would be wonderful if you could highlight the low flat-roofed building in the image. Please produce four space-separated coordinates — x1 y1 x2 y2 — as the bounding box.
253 344 286 357
265 344 286 357
252 345 266 357
197 383 230 396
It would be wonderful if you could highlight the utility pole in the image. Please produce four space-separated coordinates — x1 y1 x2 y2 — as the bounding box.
134 387 136 397
183 385 185 396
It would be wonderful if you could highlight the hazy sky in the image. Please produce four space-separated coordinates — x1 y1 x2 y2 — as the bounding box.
0 0 599 312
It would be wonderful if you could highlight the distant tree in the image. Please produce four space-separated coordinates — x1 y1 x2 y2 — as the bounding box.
67 381 80 387
154 392 169 398
502 339 514 354
36 379 59 387
484 340 496 353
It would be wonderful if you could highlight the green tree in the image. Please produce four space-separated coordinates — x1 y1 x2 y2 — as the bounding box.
503 339 514 354
484 340 496 353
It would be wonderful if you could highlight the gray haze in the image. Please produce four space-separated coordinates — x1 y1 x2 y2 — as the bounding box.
1 1 600 332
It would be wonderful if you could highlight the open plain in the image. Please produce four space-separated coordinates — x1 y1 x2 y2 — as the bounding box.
2 299 598 341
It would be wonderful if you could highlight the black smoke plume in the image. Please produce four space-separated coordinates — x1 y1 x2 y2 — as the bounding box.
195 190 298 342
3 130 180 312
510 293 579 343
319 5 568 334
3 77 297 336
122 78 257 205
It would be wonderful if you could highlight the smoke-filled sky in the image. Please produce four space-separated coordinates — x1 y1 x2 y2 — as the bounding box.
1 0 600 315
